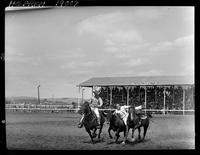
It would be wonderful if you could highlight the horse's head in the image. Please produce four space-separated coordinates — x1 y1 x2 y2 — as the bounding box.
80 101 91 115
106 110 115 122
129 106 136 121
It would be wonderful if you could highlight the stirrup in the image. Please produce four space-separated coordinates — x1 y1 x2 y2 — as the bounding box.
78 123 83 128
97 125 101 129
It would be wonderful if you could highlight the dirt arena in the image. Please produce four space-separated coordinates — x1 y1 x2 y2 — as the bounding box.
6 111 195 150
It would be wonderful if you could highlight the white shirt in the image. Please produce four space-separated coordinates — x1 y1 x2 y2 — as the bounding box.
90 96 103 108
115 105 130 119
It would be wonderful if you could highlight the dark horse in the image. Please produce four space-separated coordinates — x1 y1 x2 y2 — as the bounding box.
106 110 127 143
106 107 152 144
78 102 106 143
127 106 152 142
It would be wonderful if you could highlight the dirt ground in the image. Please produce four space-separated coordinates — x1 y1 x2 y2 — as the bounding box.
5 111 195 150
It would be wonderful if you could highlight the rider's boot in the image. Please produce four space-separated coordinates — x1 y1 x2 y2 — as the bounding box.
78 120 83 128
97 117 101 129
78 114 84 128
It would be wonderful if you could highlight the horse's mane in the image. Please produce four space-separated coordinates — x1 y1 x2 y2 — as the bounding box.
83 101 90 106
114 113 123 121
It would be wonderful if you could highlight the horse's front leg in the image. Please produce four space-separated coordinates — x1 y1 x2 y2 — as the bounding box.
85 128 94 144
122 125 129 144
143 124 148 141
98 125 103 139
131 128 136 142
108 126 113 139
115 129 120 143
138 127 141 140
92 128 97 138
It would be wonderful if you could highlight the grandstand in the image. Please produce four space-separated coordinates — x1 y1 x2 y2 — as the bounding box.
78 75 194 115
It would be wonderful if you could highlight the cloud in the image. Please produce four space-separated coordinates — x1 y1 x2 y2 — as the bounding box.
107 30 144 44
77 9 162 36
77 11 126 36
63 83 74 87
5 46 25 62
71 69 94 75
76 11 149 53
149 35 194 52
174 35 193 47
46 48 85 60
149 41 173 52
104 46 119 53
138 69 164 76
122 58 150 67
60 60 105 69
76 9 164 62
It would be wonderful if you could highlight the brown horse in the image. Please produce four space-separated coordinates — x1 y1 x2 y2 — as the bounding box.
106 110 127 143
77 102 106 144
127 106 152 142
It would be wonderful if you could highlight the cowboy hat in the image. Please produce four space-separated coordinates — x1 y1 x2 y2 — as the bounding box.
93 90 100 95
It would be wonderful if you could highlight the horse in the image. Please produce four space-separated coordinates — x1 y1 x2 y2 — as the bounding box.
127 106 152 142
77 101 106 144
106 110 127 143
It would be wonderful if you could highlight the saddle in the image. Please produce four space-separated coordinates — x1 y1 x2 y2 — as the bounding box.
141 115 147 119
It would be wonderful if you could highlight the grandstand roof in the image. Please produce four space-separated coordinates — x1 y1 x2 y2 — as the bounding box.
78 76 194 87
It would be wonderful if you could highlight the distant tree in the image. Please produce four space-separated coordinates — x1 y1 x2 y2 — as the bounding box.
5 100 11 104
72 102 77 108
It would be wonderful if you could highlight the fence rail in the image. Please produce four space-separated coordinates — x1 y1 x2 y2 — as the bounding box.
5 105 195 115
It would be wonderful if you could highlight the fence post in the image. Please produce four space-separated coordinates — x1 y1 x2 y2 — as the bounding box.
144 86 147 114
163 87 166 115
183 87 186 115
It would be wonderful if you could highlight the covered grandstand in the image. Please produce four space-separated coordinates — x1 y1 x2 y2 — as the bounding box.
78 75 194 115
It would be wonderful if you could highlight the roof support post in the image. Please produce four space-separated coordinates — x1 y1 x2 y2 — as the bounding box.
82 87 85 105
154 86 157 107
172 86 175 110
110 87 113 107
126 86 129 106
139 86 141 103
191 85 194 109
92 86 94 96
182 87 186 115
144 86 147 114
107 87 109 105
77 86 81 112
163 87 166 115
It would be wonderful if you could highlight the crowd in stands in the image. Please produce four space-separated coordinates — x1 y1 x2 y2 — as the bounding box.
99 86 194 111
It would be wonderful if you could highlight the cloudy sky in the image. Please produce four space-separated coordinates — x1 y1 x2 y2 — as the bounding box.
5 7 194 98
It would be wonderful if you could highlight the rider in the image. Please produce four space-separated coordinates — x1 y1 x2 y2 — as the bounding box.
90 89 103 128
78 89 103 129
114 103 130 126
114 103 143 129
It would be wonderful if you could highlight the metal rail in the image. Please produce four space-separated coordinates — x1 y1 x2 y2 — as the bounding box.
5 107 194 112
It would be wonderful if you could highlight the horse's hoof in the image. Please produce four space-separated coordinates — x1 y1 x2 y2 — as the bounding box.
131 138 136 142
92 133 97 138
121 141 125 144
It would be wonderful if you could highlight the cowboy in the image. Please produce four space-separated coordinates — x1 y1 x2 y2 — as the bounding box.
78 89 103 129
114 103 130 126
90 89 103 128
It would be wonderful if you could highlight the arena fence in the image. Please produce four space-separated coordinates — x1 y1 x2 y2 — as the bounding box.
5 104 194 115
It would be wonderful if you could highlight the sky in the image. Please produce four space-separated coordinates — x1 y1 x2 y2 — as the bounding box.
5 6 194 99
